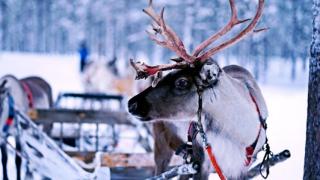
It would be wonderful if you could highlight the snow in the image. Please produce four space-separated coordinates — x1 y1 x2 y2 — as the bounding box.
259 85 307 180
0 52 308 179
0 52 83 99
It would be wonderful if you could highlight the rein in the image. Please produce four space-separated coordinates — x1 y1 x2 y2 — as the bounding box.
2 94 15 134
195 86 226 180
1 93 29 160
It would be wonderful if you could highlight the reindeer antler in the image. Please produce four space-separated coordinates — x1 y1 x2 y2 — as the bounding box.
143 0 194 62
197 0 265 62
192 0 251 57
131 0 265 79
130 59 188 80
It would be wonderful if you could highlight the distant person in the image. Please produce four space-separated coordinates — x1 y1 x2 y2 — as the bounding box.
108 57 119 76
78 41 89 72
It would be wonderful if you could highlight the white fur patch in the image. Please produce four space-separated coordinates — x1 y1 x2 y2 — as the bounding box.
199 63 220 85
196 73 266 178
203 131 248 178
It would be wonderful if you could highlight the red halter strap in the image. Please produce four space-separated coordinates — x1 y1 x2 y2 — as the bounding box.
245 86 265 166
245 124 262 166
206 145 226 180
187 121 226 180
195 87 227 180
21 82 34 108
193 82 265 179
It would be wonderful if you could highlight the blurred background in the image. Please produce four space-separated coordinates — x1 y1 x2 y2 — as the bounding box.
0 0 311 82
0 0 311 179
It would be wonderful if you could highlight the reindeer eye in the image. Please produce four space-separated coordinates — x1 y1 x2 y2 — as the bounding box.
175 77 191 90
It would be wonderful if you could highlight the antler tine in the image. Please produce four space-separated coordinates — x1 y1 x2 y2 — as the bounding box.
143 0 161 25
198 0 265 62
130 59 188 80
158 7 185 50
253 27 269 33
143 0 194 62
192 0 250 57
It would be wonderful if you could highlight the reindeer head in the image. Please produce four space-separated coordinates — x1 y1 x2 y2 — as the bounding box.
128 0 265 121
129 59 222 121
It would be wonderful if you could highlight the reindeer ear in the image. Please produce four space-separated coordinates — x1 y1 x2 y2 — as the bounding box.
151 71 163 87
197 59 221 87
0 80 7 89
0 80 8 94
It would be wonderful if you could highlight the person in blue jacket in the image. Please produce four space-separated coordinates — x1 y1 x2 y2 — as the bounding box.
79 41 89 72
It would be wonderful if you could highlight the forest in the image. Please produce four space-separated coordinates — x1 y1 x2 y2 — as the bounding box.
0 0 311 80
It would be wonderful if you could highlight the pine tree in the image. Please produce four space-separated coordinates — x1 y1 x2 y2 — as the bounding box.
303 0 320 179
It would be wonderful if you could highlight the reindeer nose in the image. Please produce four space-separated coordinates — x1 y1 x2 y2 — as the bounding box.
128 102 138 113
128 96 151 119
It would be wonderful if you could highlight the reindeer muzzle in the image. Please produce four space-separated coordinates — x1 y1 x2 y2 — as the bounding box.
128 93 151 121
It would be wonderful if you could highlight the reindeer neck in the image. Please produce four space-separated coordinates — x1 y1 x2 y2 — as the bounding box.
201 72 260 146
2 76 29 113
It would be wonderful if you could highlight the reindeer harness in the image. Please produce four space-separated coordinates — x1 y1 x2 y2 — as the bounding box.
176 82 273 180
21 82 34 109
2 93 15 135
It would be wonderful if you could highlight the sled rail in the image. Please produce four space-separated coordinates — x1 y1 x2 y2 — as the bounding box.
31 109 131 125
55 92 124 108
68 152 183 168
31 108 153 153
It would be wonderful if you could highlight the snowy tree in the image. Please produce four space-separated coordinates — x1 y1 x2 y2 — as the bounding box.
303 0 320 179
0 0 313 81
0 0 8 51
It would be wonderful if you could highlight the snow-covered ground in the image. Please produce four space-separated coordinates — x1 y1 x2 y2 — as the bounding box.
0 52 83 99
0 52 308 179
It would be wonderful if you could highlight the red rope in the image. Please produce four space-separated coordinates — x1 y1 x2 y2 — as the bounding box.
248 90 262 120
245 124 262 166
193 86 263 179
21 82 34 108
206 145 226 180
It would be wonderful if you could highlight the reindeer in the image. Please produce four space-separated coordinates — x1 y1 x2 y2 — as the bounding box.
128 0 268 179
81 59 147 97
0 75 53 180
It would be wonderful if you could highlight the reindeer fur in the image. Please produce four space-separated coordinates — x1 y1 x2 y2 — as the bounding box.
129 0 266 178
128 63 268 179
